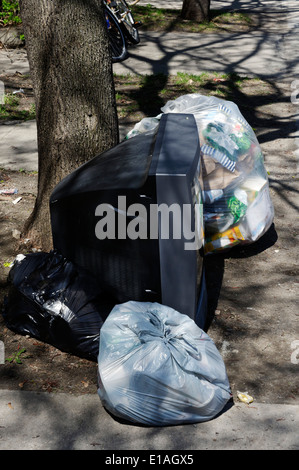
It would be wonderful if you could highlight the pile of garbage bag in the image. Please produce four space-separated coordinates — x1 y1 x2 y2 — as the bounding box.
126 93 274 254
97 301 232 426
3 252 232 425
4 93 274 426
3 251 115 362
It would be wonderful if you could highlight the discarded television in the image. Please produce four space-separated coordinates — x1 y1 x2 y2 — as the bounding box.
50 114 207 328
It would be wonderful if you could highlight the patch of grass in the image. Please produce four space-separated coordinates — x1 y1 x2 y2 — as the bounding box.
132 5 253 33
0 92 35 121
114 71 259 123
6 347 28 364
4 92 20 107
175 71 210 85
218 10 252 25
0 1 22 26
0 71 275 133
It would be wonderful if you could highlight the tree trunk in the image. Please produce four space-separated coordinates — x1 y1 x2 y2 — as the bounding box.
181 0 211 22
19 0 119 251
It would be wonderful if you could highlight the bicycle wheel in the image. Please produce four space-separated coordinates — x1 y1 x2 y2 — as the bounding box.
114 0 140 45
105 7 128 62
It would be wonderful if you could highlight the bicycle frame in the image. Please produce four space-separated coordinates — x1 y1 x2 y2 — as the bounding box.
103 0 141 62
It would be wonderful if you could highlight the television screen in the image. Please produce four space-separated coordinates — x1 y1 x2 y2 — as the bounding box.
50 113 207 328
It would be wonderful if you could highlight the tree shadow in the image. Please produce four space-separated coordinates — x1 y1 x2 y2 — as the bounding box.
204 222 278 330
117 0 298 131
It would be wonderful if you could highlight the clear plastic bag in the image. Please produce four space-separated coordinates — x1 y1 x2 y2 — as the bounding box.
126 94 274 254
97 301 232 426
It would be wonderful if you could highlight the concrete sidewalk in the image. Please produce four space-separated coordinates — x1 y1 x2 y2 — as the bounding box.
114 0 298 79
0 0 297 78
0 389 298 450
0 120 38 171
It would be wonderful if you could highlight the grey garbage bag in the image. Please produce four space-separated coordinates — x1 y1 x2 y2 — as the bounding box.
97 301 232 426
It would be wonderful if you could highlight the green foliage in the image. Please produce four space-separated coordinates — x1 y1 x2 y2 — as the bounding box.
0 92 36 121
0 1 22 26
133 4 253 33
4 91 19 107
113 72 257 122
6 347 27 364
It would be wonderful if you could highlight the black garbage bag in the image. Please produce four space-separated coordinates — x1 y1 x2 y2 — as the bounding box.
2 250 116 361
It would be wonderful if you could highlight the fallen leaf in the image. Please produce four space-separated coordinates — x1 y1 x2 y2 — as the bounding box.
19 381 28 389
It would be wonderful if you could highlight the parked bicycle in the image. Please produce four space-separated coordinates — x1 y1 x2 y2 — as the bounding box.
103 0 141 63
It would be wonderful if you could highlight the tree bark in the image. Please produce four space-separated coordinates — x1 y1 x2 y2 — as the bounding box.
19 0 119 251
181 0 211 22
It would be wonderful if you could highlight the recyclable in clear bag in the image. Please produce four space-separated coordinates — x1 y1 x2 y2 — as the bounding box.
126 93 274 254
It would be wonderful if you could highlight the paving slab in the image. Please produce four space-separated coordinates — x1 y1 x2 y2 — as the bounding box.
114 0 298 79
0 120 38 171
0 389 298 450
114 29 287 78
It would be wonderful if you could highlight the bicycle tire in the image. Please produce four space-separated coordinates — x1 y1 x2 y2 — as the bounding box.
114 0 140 45
105 6 128 62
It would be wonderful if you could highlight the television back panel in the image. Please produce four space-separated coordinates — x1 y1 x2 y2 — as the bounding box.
50 114 206 324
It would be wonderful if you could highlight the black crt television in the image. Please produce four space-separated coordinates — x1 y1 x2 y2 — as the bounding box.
50 113 208 329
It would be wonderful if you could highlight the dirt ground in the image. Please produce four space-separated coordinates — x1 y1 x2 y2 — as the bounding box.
0 72 298 405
